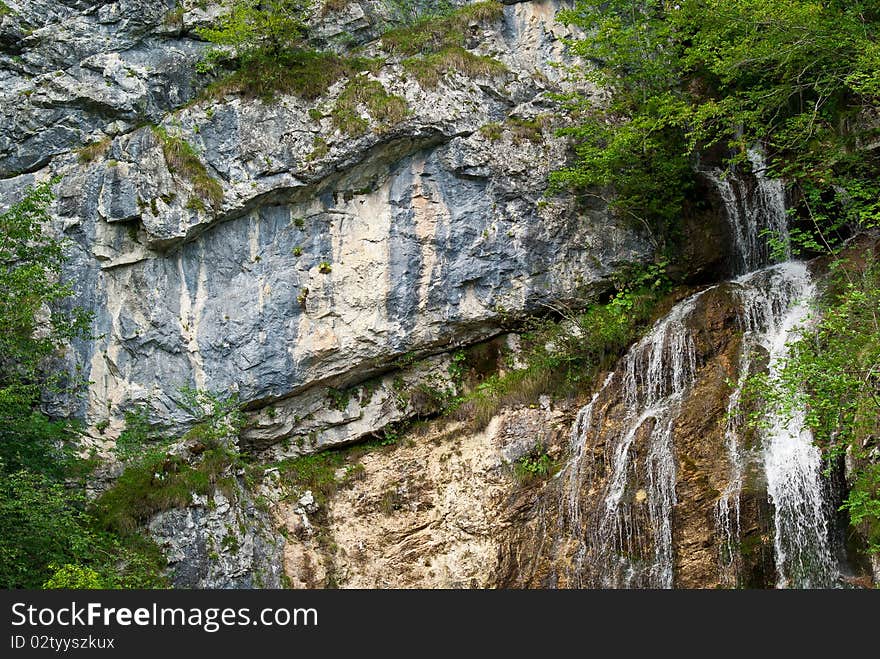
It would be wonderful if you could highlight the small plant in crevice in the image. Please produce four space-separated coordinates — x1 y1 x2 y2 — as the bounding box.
506 115 549 145
479 122 503 142
164 5 185 30
330 78 408 136
320 0 351 17
378 487 404 515
185 196 208 213
402 47 507 88
327 387 350 412
151 126 223 211
511 445 557 485
307 137 329 161
76 136 112 163
318 261 332 274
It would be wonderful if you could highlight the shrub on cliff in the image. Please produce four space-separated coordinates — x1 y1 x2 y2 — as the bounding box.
0 183 165 588
197 0 351 100
0 180 90 477
554 0 880 251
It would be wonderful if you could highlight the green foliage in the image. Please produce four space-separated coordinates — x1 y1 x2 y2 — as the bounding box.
91 388 244 581
151 126 223 210
506 116 548 145
448 350 467 383
512 445 557 485
0 184 165 589
115 406 164 462
479 122 503 142
177 386 246 450
43 563 106 589
197 0 310 67
555 0 880 248
840 464 880 555
205 50 381 102
0 467 166 589
473 115 553 147
275 442 375 506
380 1 503 55
327 387 350 412
197 1 383 102
277 452 342 505
0 469 98 588
330 78 408 135
0 181 91 477
93 445 238 537
164 5 185 30
307 136 329 161
402 47 507 88
382 1 507 87
185 196 208 213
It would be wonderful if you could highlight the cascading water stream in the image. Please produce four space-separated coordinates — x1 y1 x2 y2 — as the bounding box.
702 148 791 274
710 149 838 588
559 289 709 588
717 263 838 588
752 267 837 588
557 148 838 588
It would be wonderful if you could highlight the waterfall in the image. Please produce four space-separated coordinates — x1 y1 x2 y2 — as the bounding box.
702 148 790 275
715 263 838 588
556 147 838 588
562 372 614 584
560 289 709 588
715 344 750 587
599 293 703 588
711 150 837 587
752 267 837 587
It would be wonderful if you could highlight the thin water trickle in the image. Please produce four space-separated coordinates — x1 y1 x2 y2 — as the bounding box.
559 290 709 588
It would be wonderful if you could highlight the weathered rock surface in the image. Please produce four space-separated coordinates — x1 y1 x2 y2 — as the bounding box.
149 477 285 588
272 406 569 588
1 0 653 454
267 266 873 589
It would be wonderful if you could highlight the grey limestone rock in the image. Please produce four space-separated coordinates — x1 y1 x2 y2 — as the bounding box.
1 0 652 453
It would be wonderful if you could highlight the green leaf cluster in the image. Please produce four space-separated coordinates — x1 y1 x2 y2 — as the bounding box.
555 1 880 247
0 180 91 458
744 250 880 554
0 183 165 588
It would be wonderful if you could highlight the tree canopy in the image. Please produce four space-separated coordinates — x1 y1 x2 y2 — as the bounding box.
553 0 880 249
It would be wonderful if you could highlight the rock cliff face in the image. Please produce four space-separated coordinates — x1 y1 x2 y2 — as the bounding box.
1 0 652 453
11 1 864 591
275 262 871 589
